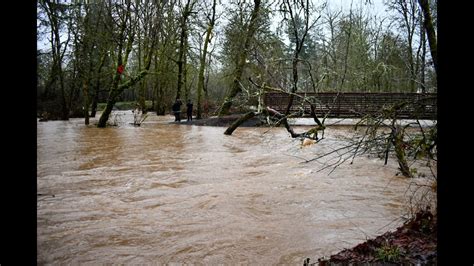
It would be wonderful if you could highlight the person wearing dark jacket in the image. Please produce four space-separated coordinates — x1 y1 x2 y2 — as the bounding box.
186 99 193 122
172 99 182 122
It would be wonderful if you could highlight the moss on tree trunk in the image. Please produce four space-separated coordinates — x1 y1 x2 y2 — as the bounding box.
97 71 148 128
392 126 412 178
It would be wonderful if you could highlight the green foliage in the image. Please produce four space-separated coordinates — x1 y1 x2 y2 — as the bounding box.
375 243 401 263
96 103 107 111
112 101 130 111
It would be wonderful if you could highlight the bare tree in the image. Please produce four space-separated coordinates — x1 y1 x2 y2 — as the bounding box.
175 0 196 100
39 0 72 120
279 0 321 114
417 0 437 76
196 0 217 119
135 0 163 113
390 0 420 92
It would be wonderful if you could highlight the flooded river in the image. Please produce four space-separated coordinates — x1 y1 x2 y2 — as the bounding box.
37 112 435 264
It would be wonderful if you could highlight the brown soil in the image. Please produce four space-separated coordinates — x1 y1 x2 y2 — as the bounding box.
307 208 437 265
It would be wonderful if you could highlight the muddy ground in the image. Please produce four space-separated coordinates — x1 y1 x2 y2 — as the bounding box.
308 208 437 265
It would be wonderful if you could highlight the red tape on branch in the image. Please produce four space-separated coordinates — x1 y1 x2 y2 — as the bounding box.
117 64 124 74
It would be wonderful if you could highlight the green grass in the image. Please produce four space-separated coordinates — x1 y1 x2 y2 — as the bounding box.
375 243 401 263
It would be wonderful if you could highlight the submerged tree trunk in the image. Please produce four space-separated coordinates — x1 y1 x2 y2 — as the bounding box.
139 78 147 113
224 111 256 135
392 126 412 177
58 62 69 120
98 71 148 127
90 88 99 117
224 106 323 140
90 52 107 117
218 0 261 116
98 97 117 128
153 54 165 115
82 80 90 125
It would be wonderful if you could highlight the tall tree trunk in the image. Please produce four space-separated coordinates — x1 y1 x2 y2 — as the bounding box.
177 46 184 100
218 0 261 116
153 54 163 115
91 52 107 117
98 55 127 127
340 7 353 91
197 0 216 119
417 0 437 77
419 10 427 93
392 126 412 177
285 54 299 115
283 0 313 115
176 0 194 100
90 86 99 117
82 80 90 125
139 79 147 112
58 63 68 120
87 2 106 118
183 40 189 102
79 48 92 125
138 30 147 112
405 1 416 93
81 10 97 125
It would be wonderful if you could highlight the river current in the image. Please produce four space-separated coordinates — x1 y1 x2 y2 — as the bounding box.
37 112 435 264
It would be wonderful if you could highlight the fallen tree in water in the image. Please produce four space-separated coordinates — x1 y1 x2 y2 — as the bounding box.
223 78 327 143
224 107 325 140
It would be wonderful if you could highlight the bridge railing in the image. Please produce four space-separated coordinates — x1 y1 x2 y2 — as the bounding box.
263 92 437 119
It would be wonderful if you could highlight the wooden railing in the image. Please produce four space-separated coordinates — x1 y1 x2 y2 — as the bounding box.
264 92 437 119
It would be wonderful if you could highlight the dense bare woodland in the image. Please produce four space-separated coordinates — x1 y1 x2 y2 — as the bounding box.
37 0 437 122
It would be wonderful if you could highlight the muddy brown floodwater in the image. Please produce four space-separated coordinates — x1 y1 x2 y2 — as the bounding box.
37 112 435 265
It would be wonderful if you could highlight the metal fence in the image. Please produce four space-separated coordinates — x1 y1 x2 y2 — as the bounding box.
264 92 437 119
